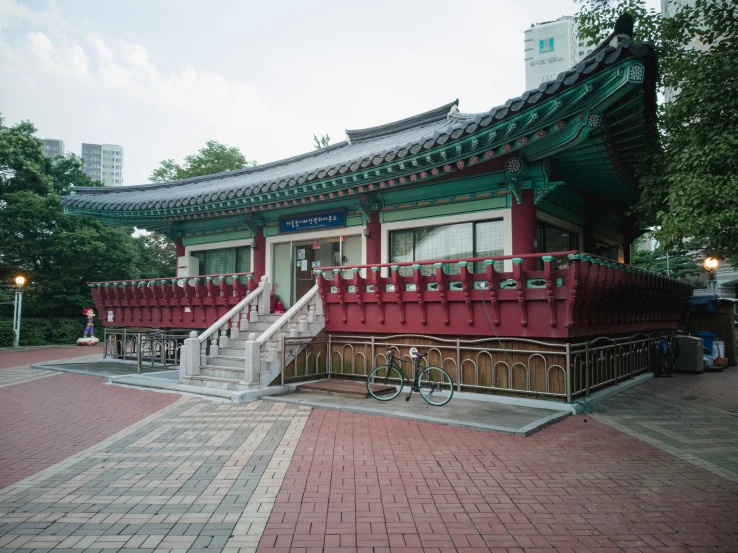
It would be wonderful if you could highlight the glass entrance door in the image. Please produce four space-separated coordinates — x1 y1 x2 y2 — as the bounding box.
294 239 341 304
271 235 362 311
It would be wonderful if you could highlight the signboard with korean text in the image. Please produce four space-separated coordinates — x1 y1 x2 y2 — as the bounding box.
279 210 346 234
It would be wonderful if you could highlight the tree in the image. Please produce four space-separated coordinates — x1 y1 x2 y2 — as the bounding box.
0 190 143 316
630 236 704 283
136 232 176 278
313 133 330 149
0 117 52 196
576 0 738 263
149 140 256 183
0 113 159 319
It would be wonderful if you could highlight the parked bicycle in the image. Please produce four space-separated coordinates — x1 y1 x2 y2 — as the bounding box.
367 347 454 406
654 333 674 377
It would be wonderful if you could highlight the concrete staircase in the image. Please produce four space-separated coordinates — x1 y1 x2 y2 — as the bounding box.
186 314 281 390
179 278 325 392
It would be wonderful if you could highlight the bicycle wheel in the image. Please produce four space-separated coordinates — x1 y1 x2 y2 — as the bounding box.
367 365 403 401
418 366 454 406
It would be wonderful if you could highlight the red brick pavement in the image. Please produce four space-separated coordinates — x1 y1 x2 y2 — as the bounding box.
259 409 738 553
0 372 179 488
0 345 103 369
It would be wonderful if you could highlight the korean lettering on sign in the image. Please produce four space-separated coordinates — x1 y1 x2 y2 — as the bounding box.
279 210 346 234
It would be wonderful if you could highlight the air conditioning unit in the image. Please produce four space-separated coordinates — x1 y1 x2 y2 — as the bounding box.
673 336 704 374
176 255 199 278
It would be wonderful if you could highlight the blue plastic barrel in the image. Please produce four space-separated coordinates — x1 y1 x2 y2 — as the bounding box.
694 331 715 354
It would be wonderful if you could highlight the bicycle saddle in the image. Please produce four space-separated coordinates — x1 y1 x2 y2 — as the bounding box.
409 347 427 359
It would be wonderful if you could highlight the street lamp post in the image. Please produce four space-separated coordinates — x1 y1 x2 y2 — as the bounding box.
703 257 719 294
12 276 25 347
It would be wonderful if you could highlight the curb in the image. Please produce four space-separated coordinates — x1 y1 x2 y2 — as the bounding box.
260 395 570 437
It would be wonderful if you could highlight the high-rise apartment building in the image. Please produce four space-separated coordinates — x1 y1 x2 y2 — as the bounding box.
524 16 595 90
42 138 65 158
81 143 124 186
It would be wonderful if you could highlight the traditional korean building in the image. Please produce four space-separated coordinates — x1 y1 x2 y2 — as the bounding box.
62 17 691 402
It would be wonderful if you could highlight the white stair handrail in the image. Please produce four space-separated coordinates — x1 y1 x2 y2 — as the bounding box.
257 285 320 345
199 281 266 344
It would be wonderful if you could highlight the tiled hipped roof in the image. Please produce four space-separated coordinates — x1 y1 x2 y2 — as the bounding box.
62 20 654 215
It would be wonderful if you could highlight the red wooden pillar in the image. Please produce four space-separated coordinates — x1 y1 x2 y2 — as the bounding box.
175 236 185 258
511 189 537 270
366 210 382 265
253 226 266 279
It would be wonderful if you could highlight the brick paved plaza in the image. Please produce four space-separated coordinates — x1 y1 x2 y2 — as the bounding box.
1 349 737 553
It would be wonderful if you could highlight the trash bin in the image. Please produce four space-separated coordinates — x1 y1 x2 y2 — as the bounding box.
694 331 715 355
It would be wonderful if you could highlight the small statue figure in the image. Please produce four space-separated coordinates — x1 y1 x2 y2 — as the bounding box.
77 307 99 346
82 307 95 337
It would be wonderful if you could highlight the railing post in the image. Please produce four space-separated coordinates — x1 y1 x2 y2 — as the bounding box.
614 340 619 386
565 342 572 403
136 333 142 374
123 329 127 360
103 328 108 359
328 334 333 378
181 331 200 379
585 341 591 398
456 338 461 392
243 332 260 386
370 335 375 378
280 336 285 387
257 275 270 315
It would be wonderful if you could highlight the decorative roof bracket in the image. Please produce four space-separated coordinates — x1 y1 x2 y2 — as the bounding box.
243 213 267 235
356 192 383 222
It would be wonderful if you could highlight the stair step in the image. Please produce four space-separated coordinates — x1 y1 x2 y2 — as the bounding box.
201 366 244 379
207 355 246 369
187 375 249 391
219 346 246 356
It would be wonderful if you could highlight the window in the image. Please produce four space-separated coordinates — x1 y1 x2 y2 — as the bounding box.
595 242 620 261
390 220 504 276
535 221 579 268
539 37 554 53
191 246 252 277
578 41 584 46
578 51 584 56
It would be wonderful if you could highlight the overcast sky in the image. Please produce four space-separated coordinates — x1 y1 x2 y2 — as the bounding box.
0 0 659 186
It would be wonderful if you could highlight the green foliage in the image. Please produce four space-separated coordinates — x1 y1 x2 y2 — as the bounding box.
0 117 52 196
50 318 88 344
0 118 102 196
0 321 14 347
313 133 330 149
19 318 53 346
576 0 738 263
0 190 142 316
0 318 99 347
630 236 704 283
136 232 176 278
149 141 256 183
0 113 169 320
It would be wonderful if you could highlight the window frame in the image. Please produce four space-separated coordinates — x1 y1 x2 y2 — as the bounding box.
389 218 505 275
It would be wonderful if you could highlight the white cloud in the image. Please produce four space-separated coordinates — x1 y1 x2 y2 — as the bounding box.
1 0 663 186
28 31 54 62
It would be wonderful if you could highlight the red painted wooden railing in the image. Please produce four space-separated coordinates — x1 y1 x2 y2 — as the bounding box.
315 253 694 339
87 272 259 328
